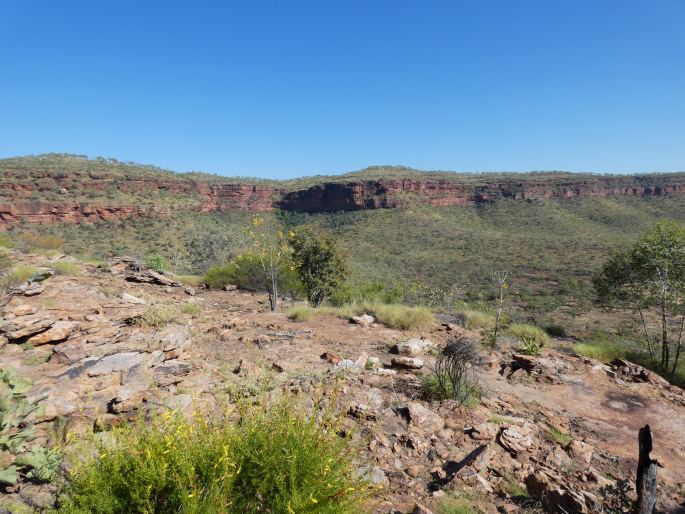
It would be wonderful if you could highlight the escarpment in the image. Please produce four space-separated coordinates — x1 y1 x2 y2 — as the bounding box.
2 160 685 225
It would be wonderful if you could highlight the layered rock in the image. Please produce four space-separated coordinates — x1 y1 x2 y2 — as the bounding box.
3 166 685 225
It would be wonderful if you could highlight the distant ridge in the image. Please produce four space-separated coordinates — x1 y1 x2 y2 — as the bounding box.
2 153 685 225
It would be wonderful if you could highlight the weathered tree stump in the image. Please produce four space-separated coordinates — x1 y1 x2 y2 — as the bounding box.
635 424 658 514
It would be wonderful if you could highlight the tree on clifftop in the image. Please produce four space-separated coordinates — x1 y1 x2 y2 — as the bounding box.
594 221 685 375
289 226 349 307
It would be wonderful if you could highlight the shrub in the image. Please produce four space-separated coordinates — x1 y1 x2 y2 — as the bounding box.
132 305 178 327
423 338 480 404
287 305 315 322
506 323 550 346
52 261 82 276
0 233 12 248
144 253 168 272
0 368 61 485
175 274 203 287
518 335 544 356
289 226 350 306
203 253 302 298
59 400 371 514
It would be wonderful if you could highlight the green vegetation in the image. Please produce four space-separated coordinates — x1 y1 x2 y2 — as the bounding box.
289 226 349 306
437 493 484 514
518 335 544 356
544 426 573 446
59 400 370 514
460 309 496 330
51 260 82 276
594 221 685 375
181 303 202 316
287 305 315 322
144 253 168 272
506 324 550 346
422 339 480 404
203 253 301 297
8 264 40 284
0 368 61 485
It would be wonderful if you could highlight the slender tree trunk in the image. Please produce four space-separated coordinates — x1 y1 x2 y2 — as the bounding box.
672 316 685 376
637 307 655 359
660 299 669 371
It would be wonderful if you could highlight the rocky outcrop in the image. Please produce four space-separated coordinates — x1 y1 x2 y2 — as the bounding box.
3 166 685 225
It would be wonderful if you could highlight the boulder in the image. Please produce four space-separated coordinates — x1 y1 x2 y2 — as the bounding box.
120 292 147 305
567 440 593 469
26 320 78 346
407 402 444 434
0 313 55 340
391 356 424 369
350 314 374 327
498 425 537 456
395 338 434 356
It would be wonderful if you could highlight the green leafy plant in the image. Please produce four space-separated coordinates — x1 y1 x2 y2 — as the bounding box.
518 335 544 356
144 253 168 272
289 226 350 307
0 368 60 485
59 398 372 513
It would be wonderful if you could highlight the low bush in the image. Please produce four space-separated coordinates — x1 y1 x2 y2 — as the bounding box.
506 323 550 346
422 338 480 404
0 233 12 248
287 305 315 322
132 305 178 327
175 274 203 287
203 253 302 297
58 400 371 514
518 335 543 356
544 426 573 446
144 253 168 272
51 261 82 276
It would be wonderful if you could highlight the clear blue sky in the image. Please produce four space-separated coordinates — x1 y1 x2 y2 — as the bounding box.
1 1 684 178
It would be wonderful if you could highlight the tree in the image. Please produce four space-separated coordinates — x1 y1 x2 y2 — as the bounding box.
593 221 685 374
245 215 290 312
289 226 349 307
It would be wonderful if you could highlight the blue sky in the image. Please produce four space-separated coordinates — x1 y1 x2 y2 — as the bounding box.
1 1 684 178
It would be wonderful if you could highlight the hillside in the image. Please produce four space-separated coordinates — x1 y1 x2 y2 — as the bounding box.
1 250 684 513
2 154 685 224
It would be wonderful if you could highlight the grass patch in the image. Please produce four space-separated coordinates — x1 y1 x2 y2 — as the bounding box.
8 265 40 283
437 494 484 514
506 323 550 346
181 303 202 315
287 305 315 322
503 475 529 498
544 426 573 446
25 352 52 366
132 304 178 327
573 341 626 362
460 309 496 330
58 399 371 514
51 261 82 276
175 274 203 287
365 303 434 331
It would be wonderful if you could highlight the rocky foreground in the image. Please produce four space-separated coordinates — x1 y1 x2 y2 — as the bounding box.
1 251 684 513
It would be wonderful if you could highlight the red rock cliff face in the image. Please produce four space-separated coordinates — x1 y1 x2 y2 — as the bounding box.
2 172 685 225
